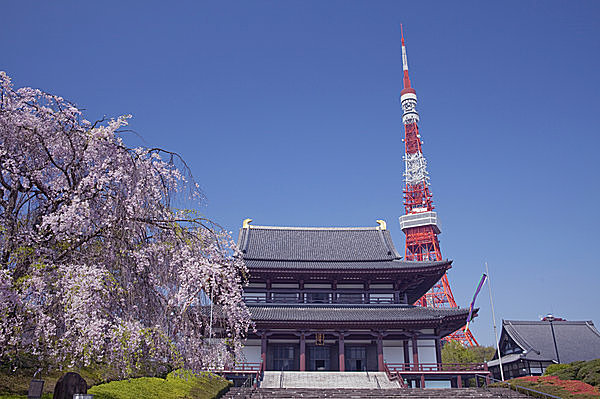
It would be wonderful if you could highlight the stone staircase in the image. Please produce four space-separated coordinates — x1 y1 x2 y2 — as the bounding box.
222 387 528 398
260 371 400 389
222 372 528 398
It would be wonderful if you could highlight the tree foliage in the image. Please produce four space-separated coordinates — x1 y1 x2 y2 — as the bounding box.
0 72 251 375
441 341 496 364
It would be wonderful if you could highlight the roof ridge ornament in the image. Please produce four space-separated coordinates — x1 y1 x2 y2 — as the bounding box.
243 218 253 229
376 220 387 230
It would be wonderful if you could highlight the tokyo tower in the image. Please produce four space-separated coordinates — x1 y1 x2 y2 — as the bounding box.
397 26 478 346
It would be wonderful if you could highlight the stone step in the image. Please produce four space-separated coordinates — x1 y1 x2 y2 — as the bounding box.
221 387 529 399
261 371 400 389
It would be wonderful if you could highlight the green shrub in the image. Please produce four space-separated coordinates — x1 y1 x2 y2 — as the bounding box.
88 370 230 399
577 359 600 387
545 359 600 387
544 363 571 376
492 376 600 399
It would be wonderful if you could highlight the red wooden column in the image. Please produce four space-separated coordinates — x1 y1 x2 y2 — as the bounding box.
300 332 306 371
411 336 419 370
403 340 410 370
377 333 384 371
261 333 267 367
338 333 345 372
435 337 442 366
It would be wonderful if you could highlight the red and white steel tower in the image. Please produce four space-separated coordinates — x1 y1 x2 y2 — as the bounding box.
398 26 478 346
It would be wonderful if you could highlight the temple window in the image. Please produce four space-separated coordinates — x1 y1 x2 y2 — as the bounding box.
304 283 332 289
337 283 364 289
305 292 331 303
370 283 394 289
243 292 266 303
271 283 299 289
247 282 267 288
272 292 299 303
369 293 394 303
337 293 364 303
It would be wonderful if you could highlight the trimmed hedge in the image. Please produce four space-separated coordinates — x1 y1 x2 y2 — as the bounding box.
545 359 600 388
492 375 600 399
88 370 230 399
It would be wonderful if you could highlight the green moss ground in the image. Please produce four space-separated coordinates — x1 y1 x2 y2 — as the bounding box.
0 364 121 396
0 368 229 399
89 371 230 399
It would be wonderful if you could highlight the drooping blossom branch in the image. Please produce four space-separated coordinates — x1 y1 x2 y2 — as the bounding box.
0 71 252 375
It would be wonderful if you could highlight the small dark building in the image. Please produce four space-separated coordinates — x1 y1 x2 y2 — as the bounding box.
487 319 600 379
237 220 474 376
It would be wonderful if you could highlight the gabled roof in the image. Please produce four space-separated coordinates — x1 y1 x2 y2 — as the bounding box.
238 224 401 262
494 319 600 364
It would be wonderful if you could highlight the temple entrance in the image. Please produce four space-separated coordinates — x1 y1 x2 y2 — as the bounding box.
345 346 367 371
272 345 295 371
308 345 331 371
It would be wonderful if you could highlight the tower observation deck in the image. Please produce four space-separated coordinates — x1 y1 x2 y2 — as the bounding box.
398 26 477 347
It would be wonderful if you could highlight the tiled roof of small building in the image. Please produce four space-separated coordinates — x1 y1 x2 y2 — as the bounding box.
238 224 401 262
501 319 600 363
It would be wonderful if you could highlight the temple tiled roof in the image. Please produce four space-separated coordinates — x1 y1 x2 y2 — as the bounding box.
497 319 600 364
248 303 469 323
238 225 402 262
244 259 450 271
238 223 452 303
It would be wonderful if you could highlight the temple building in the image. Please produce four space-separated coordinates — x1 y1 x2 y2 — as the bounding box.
237 219 474 374
487 318 600 380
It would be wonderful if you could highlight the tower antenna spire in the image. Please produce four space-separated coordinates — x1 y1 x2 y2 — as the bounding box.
398 26 478 347
400 24 412 90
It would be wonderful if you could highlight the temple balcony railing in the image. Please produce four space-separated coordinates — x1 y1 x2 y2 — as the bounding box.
208 361 265 388
385 362 489 373
242 296 398 305
384 362 491 389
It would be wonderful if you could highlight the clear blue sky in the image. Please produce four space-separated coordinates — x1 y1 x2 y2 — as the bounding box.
3 1 599 346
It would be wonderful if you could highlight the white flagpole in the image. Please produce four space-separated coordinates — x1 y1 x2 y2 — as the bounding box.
486 262 504 381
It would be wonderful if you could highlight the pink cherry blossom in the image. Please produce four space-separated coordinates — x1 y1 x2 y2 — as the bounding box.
0 71 252 376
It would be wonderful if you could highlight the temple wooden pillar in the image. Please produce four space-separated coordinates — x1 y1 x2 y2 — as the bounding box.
300 332 306 371
377 333 384 371
411 336 419 371
338 333 345 371
435 337 442 366
403 340 410 370
261 333 267 367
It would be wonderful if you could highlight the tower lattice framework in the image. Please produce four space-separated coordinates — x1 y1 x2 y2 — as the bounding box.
398 26 477 347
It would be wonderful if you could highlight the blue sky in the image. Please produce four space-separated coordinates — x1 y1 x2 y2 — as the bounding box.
2 1 599 347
